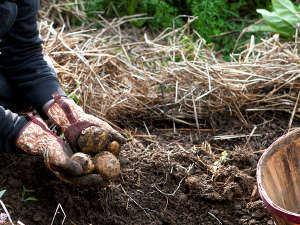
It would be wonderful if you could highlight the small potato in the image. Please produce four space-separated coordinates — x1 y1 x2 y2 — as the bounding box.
107 141 120 156
71 152 95 174
94 151 120 180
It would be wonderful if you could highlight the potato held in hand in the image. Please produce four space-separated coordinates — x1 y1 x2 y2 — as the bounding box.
94 151 120 180
77 127 109 154
71 152 95 175
107 141 120 156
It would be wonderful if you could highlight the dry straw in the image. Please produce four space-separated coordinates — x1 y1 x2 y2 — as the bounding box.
39 0 300 130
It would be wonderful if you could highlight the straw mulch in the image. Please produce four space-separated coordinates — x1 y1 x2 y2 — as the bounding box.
39 2 300 131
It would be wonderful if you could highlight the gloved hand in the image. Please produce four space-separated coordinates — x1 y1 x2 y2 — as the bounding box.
43 93 126 154
15 114 105 186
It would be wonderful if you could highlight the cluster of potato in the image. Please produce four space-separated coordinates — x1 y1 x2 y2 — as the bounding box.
71 141 121 180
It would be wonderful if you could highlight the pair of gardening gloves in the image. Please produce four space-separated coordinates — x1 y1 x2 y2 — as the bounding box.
15 93 126 187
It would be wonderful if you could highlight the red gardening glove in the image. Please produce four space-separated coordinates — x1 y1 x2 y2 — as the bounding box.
44 93 126 154
15 114 105 186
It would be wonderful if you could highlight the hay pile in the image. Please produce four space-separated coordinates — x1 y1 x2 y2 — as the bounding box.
39 1 300 130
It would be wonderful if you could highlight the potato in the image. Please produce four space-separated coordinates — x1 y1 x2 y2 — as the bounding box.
71 152 95 174
107 141 120 156
94 151 120 180
77 126 109 154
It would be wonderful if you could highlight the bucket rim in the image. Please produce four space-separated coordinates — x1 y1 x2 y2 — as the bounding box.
257 128 300 223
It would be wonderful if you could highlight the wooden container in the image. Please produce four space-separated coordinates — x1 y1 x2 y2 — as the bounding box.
257 128 300 225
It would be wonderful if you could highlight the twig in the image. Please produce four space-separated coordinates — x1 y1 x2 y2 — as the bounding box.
213 134 261 140
120 186 152 218
192 96 200 136
0 200 14 225
50 203 66 225
143 121 151 137
288 91 300 131
153 163 194 197
244 125 257 148
208 212 223 225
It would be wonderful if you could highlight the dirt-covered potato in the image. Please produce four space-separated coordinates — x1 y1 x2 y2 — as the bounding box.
107 141 120 156
94 151 120 180
77 126 110 154
71 152 95 174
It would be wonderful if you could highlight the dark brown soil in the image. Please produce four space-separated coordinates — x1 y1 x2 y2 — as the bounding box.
0 113 297 225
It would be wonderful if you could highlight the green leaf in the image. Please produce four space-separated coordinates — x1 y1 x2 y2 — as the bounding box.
221 151 227 157
71 94 79 104
247 23 276 32
221 151 228 163
0 190 6 199
246 24 288 36
121 132 129 139
256 9 294 35
25 197 37 201
272 0 300 27
248 0 300 37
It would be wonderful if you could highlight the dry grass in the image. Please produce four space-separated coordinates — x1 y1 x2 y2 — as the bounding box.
39 1 300 131
40 0 86 28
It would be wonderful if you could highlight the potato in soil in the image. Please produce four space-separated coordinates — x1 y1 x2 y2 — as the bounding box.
107 141 120 156
71 152 95 174
94 151 120 179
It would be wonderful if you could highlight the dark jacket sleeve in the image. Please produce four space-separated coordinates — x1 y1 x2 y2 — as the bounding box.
0 106 28 153
0 1 17 38
0 0 65 114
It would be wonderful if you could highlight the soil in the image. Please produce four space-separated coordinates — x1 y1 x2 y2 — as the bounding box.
0 112 297 225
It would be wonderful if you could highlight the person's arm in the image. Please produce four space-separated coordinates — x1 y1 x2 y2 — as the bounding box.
0 0 65 115
0 0 120 187
0 0 17 38
0 106 27 154
0 0 126 178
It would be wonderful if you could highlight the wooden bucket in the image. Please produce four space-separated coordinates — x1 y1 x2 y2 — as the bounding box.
257 128 300 225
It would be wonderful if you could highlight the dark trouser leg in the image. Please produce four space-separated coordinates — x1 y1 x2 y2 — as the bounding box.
0 0 61 154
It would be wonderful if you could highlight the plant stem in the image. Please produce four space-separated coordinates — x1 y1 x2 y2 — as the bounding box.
127 0 137 15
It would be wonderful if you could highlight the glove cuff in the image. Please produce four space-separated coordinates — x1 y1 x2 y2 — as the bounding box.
15 114 51 155
64 120 95 149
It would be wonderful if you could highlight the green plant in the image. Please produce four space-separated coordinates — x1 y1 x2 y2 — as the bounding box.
21 186 37 202
212 151 228 172
186 0 266 59
84 0 106 16
247 0 300 37
80 0 275 59
71 93 80 104
127 0 137 15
